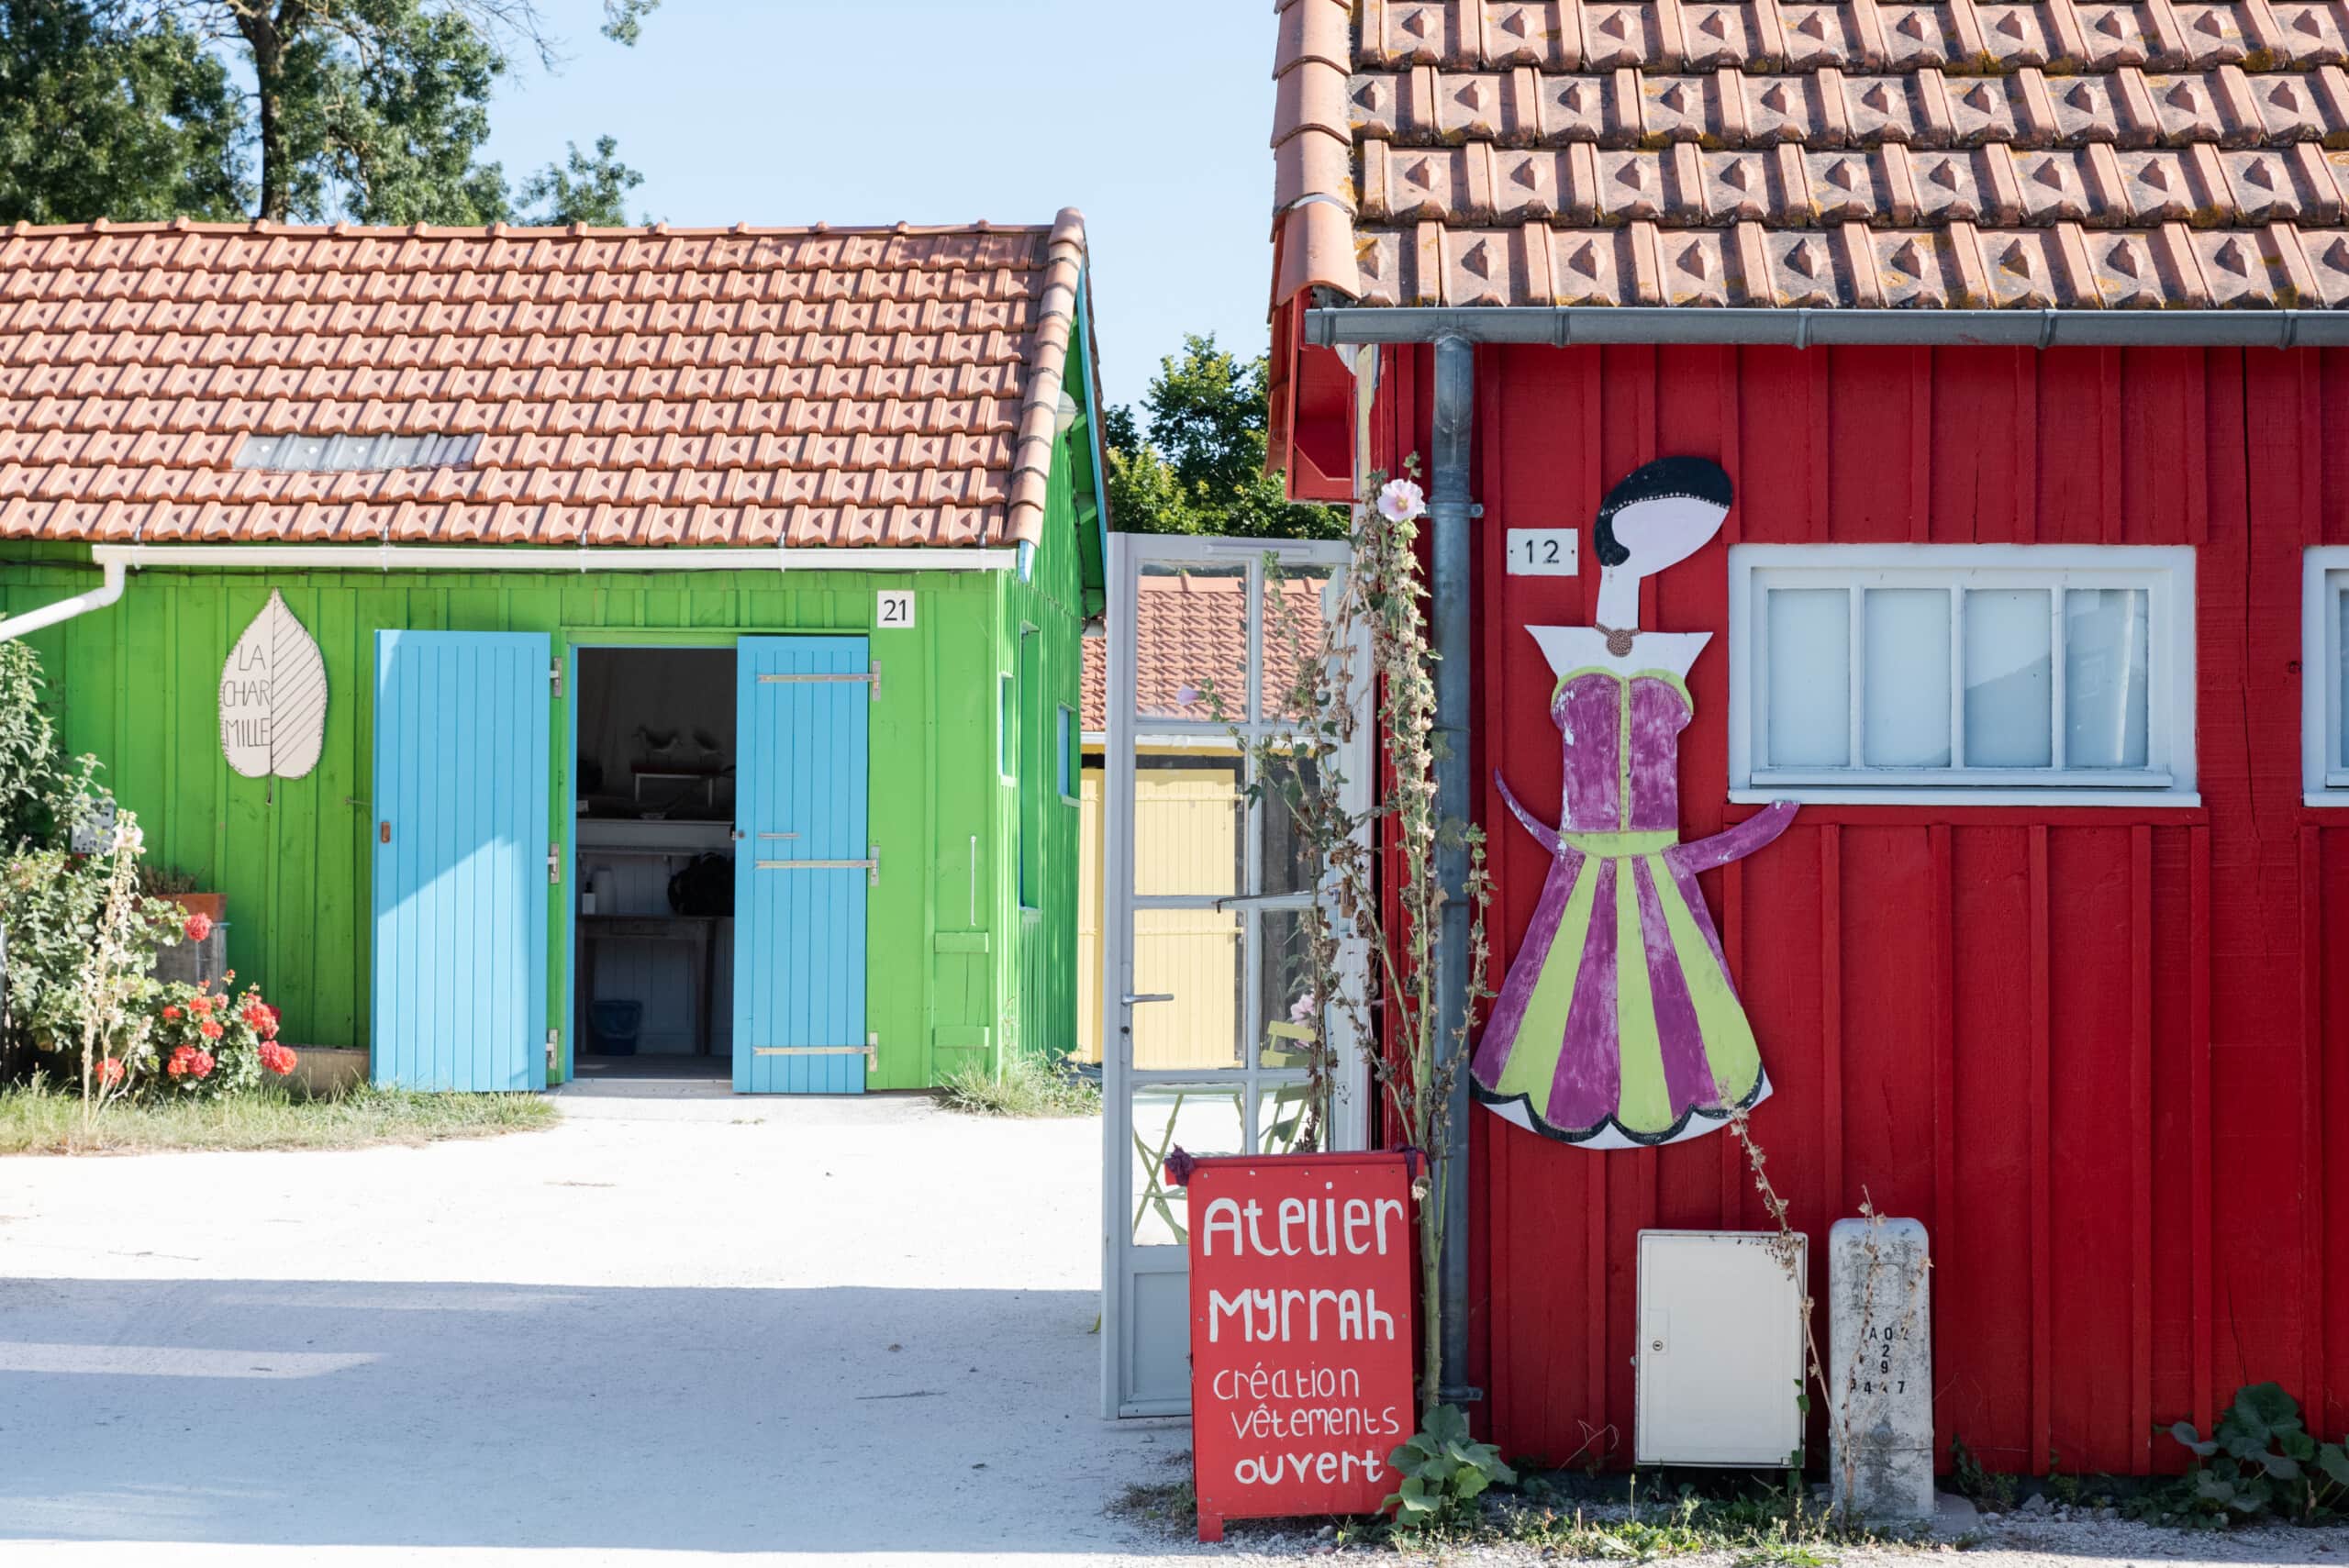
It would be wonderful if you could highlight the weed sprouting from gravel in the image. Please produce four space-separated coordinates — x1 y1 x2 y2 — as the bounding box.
936 1055 1099 1118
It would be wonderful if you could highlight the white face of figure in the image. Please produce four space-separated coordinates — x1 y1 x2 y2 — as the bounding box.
1605 494 1730 578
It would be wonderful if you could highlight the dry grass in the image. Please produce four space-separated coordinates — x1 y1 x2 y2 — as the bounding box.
0 1077 558 1155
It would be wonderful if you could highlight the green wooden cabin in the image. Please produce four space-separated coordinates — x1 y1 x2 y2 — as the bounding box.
0 214 1108 1091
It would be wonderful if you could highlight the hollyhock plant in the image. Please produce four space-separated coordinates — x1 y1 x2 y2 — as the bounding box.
1376 476 1427 524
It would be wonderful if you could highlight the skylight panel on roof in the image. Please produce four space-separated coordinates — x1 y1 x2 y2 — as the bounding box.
234 434 482 473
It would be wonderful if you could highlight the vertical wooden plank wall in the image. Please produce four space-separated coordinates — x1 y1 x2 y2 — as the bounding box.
0 556 1069 1090
1461 343 2343 1475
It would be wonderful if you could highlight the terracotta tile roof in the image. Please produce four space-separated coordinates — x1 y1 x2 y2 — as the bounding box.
1080 572 1322 734
1271 1 2349 309
0 211 1091 547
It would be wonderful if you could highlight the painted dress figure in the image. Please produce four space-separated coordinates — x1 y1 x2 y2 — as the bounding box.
1475 457 1797 1149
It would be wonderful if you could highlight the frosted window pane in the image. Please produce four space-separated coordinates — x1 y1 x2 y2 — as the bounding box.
1963 589 2053 767
2064 588 2150 770
1863 589 1952 767
1766 589 1850 767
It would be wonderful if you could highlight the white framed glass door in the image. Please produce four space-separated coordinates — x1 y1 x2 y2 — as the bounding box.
1099 531 1373 1418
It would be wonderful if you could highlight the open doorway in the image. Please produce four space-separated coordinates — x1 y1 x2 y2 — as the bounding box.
572 646 737 1081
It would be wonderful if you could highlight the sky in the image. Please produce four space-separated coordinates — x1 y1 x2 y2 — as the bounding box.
480 0 1281 417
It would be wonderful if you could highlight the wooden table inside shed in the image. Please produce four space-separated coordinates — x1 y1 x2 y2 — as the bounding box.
576 914 721 1059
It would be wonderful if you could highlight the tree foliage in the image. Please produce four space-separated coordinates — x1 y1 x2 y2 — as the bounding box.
515 133 642 227
0 0 245 224
1103 335 1341 540
0 0 658 226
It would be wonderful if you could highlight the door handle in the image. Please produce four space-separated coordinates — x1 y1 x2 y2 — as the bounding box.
1122 994 1174 1006
379 820 391 844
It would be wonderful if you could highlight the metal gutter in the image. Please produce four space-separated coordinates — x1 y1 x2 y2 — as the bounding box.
89 544 1019 573
1427 333 1479 1408
1306 306 2349 350
0 556 125 641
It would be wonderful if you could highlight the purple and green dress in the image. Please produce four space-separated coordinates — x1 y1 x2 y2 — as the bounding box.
1475 664 1797 1150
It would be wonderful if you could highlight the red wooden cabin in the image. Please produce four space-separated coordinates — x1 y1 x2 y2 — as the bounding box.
1268 0 2349 1477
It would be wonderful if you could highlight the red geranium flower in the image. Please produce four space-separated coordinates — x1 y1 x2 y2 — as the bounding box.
257 1042 298 1076
198 1019 224 1040
166 1045 197 1079
188 1049 214 1078
161 1005 182 1021
182 912 212 943
95 1058 125 1087
188 994 213 1017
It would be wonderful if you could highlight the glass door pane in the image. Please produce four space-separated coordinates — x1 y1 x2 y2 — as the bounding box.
1104 536 1366 1419
1130 909 1241 1071
1134 561 1247 722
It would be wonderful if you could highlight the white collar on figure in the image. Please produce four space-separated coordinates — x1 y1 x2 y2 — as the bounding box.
1527 625 1712 682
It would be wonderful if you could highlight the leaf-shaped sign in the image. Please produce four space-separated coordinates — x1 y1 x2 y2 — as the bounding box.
220 590 328 780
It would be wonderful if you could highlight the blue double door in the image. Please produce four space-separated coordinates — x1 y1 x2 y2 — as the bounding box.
371 632 870 1095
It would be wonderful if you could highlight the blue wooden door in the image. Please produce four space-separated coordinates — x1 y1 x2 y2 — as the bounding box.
734 636 870 1093
372 631 550 1092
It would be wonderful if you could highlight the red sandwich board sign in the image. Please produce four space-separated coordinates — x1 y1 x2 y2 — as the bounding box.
1171 1149 1417 1542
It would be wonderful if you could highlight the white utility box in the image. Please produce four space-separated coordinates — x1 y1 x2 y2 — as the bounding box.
1635 1229 1809 1466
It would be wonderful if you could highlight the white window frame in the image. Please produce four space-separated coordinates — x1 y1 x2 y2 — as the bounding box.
2303 550 2349 805
1728 543 2199 807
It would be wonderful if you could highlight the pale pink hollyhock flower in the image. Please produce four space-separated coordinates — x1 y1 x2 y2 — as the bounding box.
1174 684 1200 706
1375 477 1426 522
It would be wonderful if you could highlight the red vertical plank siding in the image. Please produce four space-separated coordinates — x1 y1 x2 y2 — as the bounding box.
2131 826 2156 1473
2192 825 2217 1433
1930 822 1957 1469
1428 342 2341 1476
2028 826 2054 1473
2302 825 2327 1428
2322 828 2349 1441
1820 827 1846 1220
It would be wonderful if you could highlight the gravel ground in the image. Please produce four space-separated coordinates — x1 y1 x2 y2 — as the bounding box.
2 1083 2332 1568
1162 1496 2349 1567
0 1085 1218 1567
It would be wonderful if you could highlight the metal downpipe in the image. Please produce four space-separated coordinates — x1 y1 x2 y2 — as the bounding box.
1427 333 1479 1407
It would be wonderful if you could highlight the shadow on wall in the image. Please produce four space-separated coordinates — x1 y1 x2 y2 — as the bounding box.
0 1280 1141 1552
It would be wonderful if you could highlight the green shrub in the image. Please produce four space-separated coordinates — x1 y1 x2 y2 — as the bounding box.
2142 1383 2349 1524
1385 1405 1516 1529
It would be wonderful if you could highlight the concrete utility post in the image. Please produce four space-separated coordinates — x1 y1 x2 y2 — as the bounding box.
1428 333 1478 1407
1829 1217 1935 1520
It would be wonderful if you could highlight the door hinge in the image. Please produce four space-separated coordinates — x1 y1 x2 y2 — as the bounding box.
548 842 562 885
550 657 564 698
546 1029 559 1070
870 842 879 887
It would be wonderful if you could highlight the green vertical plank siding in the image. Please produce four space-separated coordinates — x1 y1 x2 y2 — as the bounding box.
995 424 1088 1069
0 539 1088 1091
0 406 1098 1091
